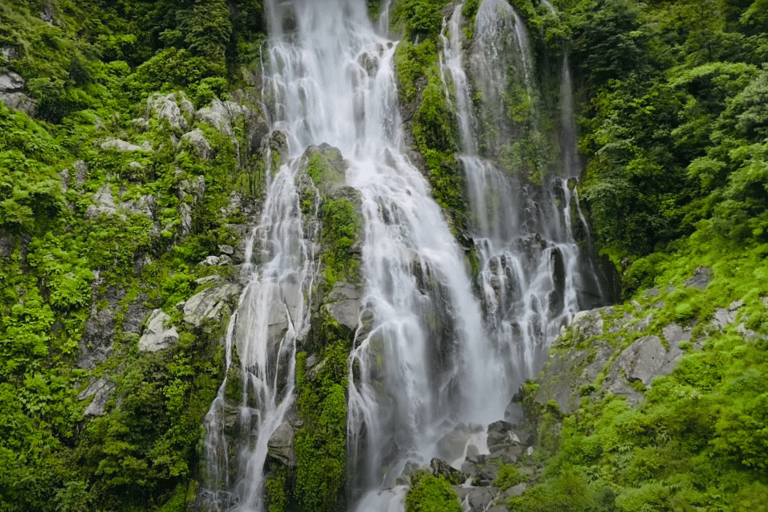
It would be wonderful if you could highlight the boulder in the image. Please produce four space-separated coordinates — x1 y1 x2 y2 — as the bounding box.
100 138 148 152
326 281 362 331
0 71 24 91
78 378 116 417
615 335 666 386
146 92 190 131
138 309 179 352
685 266 712 290
267 421 296 467
487 420 525 463
182 129 212 160
183 281 241 327
1 46 18 62
430 458 467 485
121 194 156 219
86 184 117 218
455 487 497 512
0 71 36 116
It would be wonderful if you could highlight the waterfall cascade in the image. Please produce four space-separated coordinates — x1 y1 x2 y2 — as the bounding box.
201 0 609 510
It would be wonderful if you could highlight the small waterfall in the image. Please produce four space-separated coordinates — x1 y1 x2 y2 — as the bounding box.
201 157 319 512
441 0 606 389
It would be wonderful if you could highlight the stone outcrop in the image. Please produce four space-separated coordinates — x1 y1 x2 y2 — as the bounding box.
138 309 179 352
181 129 212 160
0 70 36 116
146 92 194 131
267 421 297 467
182 278 241 328
78 377 116 417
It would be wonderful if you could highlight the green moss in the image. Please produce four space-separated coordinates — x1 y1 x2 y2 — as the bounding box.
293 338 350 512
405 472 462 512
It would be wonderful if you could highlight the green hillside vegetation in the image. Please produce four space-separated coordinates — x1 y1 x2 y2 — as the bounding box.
1 0 767 510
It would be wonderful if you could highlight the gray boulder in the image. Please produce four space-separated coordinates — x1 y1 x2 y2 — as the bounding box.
100 138 148 152
138 309 179 352
267 421 297 467
86 184 118 218
146 92 191 131
326 281 362 331
0 71 36 116
182 129 212 160
183 281 241 327
78 378 116 417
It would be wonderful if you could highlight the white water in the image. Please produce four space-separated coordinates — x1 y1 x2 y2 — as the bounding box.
202 0 607 510
201 151 319 512
440 0 603 386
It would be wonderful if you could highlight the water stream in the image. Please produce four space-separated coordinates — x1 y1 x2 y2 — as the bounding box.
201 0 607 510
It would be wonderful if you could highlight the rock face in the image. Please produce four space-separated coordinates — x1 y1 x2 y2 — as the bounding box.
267 422 297 467
146 92 193 131
183 279 241 327
182 129 212 160
78 378 116 417
0 70 36 116
138 309 179 352
79 286 149 369
100 138 151 152
86 184 118 218
325 281 361 331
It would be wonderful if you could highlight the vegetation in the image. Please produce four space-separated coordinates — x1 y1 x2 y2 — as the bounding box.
2 0 768 509
405 472 463 512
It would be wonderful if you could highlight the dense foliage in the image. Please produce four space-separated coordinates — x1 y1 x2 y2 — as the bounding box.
0 0 264 510
2 0 768 510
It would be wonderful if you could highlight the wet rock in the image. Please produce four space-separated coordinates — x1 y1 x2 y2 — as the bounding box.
182 129 212 160
219 244 234 256
430 458 467 485
326 281 361 331
436 424 476 463
79 378 116 417
183 280 241 327
267 421 296 467
685 266 712 290
455 486 497 512
487 421 525 463
218 255 233 266
138 309 179 352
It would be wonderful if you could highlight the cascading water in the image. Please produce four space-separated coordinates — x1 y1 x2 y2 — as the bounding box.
202 0 609 510
440 0 606 386
201 153 319 512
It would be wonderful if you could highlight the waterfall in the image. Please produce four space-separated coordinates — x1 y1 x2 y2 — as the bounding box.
201 0 608 510
440 0 606 388
201 154 319 512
